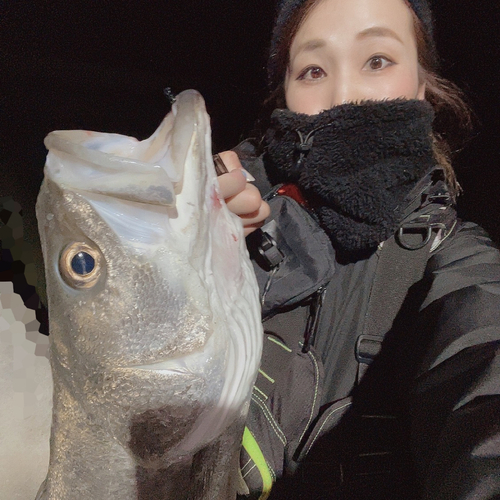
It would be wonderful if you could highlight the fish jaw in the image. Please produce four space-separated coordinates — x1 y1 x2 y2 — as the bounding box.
36 89 263 469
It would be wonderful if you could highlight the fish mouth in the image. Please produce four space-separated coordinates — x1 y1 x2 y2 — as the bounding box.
43 89 215 255
125 358 192 374
125 330 220 375
43 89 208 208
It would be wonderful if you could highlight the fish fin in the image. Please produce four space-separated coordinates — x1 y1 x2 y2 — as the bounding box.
35 479 47 500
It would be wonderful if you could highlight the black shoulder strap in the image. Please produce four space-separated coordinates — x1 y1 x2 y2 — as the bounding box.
355 233 435 381
355 168 456 382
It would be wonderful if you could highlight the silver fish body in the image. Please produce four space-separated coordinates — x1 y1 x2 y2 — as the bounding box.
35 90 263 499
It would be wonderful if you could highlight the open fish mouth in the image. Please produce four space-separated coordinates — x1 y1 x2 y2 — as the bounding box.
43 89 207 208
42 89 222 261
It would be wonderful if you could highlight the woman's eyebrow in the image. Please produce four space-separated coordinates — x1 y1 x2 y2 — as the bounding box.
294 39 326 55
357 26 404 45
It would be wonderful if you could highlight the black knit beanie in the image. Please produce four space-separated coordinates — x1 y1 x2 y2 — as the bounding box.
268 0 436 89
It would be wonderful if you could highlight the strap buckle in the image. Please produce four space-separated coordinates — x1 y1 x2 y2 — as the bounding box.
355 335 383 365
257 230 284 269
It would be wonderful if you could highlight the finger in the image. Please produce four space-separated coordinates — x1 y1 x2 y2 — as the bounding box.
217 169 247 199
217 151 242 172
240 200 271 224
241 201 271 236
216 151 255 180
225 184 263 216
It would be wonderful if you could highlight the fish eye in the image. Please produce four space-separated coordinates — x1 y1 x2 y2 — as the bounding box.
59 242 103 289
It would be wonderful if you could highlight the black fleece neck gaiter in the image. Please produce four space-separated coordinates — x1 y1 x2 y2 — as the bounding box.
264 99 436 258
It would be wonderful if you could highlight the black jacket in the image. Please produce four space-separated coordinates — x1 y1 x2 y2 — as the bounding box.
237 141 500 500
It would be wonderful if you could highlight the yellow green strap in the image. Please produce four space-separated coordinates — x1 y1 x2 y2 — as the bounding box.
242 426 273 500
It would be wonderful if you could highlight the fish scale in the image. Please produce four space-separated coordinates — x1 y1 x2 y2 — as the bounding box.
35 90 262 499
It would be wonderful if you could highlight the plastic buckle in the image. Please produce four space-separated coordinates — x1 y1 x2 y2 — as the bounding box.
258 232 284 269
297 142 312 153
355 335 383 365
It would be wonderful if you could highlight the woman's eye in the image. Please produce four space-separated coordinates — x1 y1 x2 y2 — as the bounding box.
298 66 326 80
366 56 393 71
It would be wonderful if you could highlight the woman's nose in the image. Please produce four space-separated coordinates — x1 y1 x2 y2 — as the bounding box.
327 73 364 107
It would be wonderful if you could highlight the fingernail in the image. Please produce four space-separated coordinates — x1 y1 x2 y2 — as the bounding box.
241 169 255 182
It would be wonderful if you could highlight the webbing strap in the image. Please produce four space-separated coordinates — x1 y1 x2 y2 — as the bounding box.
356 233 435 381
242 427 273 500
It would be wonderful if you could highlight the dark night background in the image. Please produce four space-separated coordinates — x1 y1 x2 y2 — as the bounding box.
1 0 500 307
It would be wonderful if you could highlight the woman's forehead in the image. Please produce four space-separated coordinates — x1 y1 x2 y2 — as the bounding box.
291 0 416 53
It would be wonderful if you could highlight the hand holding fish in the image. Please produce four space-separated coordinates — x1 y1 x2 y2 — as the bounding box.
216 151 271 236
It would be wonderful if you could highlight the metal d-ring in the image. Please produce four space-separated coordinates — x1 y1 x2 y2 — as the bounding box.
397 225 433 250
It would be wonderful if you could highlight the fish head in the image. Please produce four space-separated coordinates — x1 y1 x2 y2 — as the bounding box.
36 90 262 448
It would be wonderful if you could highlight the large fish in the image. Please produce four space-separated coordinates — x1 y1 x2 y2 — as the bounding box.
35 89 263 499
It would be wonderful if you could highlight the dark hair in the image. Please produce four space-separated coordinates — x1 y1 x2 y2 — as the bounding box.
262 0 473 194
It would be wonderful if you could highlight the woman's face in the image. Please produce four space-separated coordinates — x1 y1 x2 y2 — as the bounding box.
285 0 425 115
